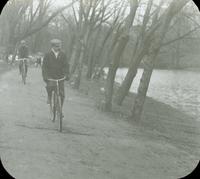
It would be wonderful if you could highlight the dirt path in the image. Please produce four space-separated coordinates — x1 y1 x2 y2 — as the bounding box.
0 68 199 179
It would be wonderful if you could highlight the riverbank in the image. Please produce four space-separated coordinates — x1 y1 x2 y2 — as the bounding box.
79 75 200 157
183 67 200 72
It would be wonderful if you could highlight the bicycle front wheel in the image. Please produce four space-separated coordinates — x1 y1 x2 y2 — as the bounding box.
50 91 56 122
22 64 26 84
56 96 63 132
22 73 26 84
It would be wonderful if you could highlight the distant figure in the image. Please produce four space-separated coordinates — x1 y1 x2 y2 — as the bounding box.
35 52 43 67
18 40 29 76
42 39 70 108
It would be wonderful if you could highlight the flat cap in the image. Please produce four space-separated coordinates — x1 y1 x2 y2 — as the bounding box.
21 40 26 44
50 39 61 44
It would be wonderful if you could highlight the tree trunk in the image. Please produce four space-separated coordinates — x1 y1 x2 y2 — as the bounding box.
114 64 138 106
114 42 150 105
74 45 84 89
86 55 93 79
131 54 157 121
70 41 82 75
104 35 129 111
86 30 101 79
67 34 76 62
33 0 44 53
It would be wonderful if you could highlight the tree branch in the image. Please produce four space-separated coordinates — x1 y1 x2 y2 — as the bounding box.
161 26 200 47
19 1 77 41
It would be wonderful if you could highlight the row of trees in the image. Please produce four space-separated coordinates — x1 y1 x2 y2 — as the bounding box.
0 0 76 60
0 0 199 121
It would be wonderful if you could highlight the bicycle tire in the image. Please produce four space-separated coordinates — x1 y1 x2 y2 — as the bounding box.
50 91 56 122
21 63 26 84
22 73 26 84
57 96 62 132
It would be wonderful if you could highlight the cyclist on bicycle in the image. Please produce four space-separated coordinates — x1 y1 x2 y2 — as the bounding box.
18 40 29 76
42 39 70 108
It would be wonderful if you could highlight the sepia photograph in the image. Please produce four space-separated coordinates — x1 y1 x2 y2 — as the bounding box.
0 0 199 178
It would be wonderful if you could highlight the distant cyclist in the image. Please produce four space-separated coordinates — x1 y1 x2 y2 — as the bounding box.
42 39 70 107
18 40 29 76
35 52 43 67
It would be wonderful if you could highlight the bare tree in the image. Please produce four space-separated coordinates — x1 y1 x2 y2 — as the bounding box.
131 0 190 121
69 0 127 88
0 0 77 61
114 0 163 106
103 0 139 111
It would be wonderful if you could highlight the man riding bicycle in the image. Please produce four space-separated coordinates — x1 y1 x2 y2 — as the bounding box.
42 39 70 109
18 40 29 76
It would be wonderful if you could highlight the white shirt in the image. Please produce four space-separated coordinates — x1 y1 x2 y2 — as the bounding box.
51 48 59 59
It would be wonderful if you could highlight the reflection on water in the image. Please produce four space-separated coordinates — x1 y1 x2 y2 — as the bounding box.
113 68 200 120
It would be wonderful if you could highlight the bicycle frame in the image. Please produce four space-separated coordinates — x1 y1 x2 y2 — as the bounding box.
48 76 66 132
48 76 65 95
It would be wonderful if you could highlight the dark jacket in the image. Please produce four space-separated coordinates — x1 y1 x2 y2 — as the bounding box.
18 45 29 58
42 50 69 81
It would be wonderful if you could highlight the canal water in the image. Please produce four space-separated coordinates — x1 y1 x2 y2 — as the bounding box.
108 68 200 120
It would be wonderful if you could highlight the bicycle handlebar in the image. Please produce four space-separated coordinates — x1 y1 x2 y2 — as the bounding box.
18 58 29 61
47 76 66 82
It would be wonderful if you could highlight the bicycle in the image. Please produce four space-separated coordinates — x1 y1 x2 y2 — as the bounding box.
48 76 66 132
18 58 28 84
